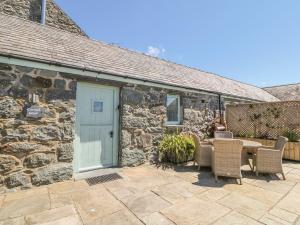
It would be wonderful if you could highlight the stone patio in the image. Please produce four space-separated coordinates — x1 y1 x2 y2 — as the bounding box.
1 161 300 225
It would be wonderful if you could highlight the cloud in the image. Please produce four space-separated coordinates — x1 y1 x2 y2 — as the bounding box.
261 81 267 86
146 46 166 57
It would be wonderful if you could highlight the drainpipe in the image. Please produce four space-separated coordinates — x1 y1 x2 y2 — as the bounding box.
41 0 47 25
218 94 222 124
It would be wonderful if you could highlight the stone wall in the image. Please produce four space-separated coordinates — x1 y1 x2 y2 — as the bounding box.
0 63 76 191
120 85 220 166
0 62 223 190
0 0 86 36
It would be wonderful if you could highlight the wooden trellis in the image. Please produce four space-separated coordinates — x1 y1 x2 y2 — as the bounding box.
226 101 300 139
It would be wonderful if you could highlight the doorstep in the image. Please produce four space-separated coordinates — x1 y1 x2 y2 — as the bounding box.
73 167 123 181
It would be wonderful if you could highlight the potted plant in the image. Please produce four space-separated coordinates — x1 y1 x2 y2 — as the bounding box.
159 133 195 164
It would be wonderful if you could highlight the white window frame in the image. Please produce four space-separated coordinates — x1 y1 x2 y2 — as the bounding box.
166 94 180 125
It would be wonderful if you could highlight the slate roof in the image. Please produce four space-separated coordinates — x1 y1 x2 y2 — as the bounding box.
264 83 300 101
0 13 279 102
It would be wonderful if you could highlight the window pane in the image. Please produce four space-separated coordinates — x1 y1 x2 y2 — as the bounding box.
167 96 179 122
93 101 103 112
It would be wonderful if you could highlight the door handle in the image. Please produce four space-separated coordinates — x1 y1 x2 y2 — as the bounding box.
110 131 114 138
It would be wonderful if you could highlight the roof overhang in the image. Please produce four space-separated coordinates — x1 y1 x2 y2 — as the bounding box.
0 54 260 103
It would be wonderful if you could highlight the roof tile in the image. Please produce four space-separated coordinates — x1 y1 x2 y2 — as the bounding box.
0 13 278 102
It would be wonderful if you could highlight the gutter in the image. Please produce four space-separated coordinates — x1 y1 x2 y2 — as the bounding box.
0 54 261 103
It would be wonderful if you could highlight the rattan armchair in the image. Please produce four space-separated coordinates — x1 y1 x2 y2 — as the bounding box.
214 131 233 139
212 139 243 184
192 134 212 170
255 136 288 179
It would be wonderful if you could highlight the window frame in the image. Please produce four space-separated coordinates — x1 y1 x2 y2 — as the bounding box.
166 94 181 125
91 99 104 113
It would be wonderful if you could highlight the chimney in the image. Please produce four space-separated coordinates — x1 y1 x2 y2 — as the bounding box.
41 0 47 24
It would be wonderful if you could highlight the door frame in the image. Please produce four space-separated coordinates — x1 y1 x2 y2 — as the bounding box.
73 82 119 173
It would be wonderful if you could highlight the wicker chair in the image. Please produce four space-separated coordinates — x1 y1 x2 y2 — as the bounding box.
192 134 212 170
214 131 233 139
255 136 288 179
212 139 243 184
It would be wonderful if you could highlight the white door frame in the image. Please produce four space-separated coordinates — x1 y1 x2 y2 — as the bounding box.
73 82 119 173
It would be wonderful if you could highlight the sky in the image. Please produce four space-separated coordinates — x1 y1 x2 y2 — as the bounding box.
55 0 300 87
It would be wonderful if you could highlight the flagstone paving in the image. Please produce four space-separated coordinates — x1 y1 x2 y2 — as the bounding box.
0 161 300 225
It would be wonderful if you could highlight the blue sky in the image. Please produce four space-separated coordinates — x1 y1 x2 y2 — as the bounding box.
56 0 300 87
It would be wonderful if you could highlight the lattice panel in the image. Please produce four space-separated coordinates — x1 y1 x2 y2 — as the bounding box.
226 101 300 139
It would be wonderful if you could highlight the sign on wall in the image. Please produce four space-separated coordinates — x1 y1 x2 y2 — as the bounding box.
26 106 44 118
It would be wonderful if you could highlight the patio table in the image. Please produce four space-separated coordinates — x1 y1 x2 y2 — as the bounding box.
208 138 262 150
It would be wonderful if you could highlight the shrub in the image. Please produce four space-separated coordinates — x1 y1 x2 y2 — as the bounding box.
258 132 272 140
283 130 300 142
159 133 195 164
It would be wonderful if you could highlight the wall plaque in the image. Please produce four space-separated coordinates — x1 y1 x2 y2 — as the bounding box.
26 106 44 118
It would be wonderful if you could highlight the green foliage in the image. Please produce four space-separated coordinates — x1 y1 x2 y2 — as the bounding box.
257 132 272 139
159 134 195 164
246 133 255 138
283 130 300 142
250 113 262 122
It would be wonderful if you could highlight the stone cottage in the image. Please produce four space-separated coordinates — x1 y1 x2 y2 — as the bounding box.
264 83 300 101
0 6 279 190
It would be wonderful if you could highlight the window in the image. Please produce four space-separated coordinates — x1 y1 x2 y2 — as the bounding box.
92 100 103 112
166 95 180 124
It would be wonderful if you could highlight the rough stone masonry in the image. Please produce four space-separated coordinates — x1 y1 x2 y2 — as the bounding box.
0 0 86 36
120 85 220 166
0 62 221 190
0 63 76 191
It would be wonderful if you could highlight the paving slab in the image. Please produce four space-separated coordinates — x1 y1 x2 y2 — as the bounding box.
0 195 4 208
142 212 175 225
288 168 300 175
250 179 295 194
259 213 292 225
268 208 299 224
49 192 73 209
91 209 143 225
152 185 185 204
0 194 50 220
0 162 300 224
283 161 300 170
124 176 173 191
122 166 159 178
223 182 283 206
161 197 230 225
282 166 294 174
48 180 89 194
103 179 131 193
292 183 300 192
286 173 300 183
121 191 171 219
175 173 200 183
152 181 206 203
4 187 48 202
217 192 270 220
213 211 263 225
110 187 136 201
0 217 25 225
196 171 235 187
24 205 82 225
276 190 300 215
71 189 123 224
197 188 230 201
